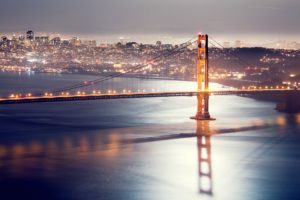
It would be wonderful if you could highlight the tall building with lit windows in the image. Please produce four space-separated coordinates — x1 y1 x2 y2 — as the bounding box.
26 30 34 40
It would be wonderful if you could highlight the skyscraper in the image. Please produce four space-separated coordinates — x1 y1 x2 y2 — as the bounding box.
50 37 61 46
26 30 34 40
235 40 242 48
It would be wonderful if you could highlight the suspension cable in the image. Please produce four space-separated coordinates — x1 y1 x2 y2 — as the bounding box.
43 37 197 95
209 36 254 69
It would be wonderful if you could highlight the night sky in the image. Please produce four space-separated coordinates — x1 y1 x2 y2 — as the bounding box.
1 0 300 43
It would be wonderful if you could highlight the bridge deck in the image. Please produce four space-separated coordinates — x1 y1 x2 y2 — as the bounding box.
0 89 296 105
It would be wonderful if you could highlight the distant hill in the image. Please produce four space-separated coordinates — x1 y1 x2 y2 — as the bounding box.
210 47 300 74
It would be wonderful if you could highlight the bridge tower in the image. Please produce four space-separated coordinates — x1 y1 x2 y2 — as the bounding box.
192 34 214 120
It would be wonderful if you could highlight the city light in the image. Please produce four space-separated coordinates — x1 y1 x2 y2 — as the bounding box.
0 0 299 198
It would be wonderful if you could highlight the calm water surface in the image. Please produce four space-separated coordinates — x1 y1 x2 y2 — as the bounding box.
0 72 299 200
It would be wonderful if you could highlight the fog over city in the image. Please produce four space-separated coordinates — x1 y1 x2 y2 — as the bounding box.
1 0 300 45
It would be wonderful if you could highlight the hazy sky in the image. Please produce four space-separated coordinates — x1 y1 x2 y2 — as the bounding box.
1 0 300 44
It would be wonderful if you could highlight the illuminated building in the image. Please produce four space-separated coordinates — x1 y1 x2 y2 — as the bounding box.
50 37 61 46
26 30 34 40
35 36 49 46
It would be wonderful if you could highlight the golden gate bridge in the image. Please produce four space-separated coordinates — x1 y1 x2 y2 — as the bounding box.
1 34 300 119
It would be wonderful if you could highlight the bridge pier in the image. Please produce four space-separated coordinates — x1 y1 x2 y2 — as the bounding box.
191 34 215 120
191 93 214 120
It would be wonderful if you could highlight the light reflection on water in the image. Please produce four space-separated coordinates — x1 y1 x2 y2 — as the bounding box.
0 71 228 97
0 114 299 199
1 113 299 161
0 72 300 199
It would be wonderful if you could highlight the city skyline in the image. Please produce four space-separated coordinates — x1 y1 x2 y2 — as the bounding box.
2 30 300 49
1 1 300 200
1 0 300 46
